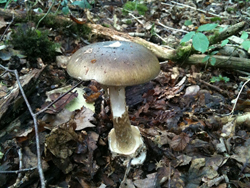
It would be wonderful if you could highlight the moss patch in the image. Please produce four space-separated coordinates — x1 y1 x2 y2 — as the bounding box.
122 1 148 15
32 14 91 38
11 25 59 64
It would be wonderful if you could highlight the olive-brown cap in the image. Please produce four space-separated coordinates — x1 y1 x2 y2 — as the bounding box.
67 41 160 86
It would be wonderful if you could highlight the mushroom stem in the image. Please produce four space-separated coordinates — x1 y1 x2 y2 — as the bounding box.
109 86 135 152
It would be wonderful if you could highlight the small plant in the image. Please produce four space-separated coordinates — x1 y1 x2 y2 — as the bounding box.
210 75 230 83
126 19 132 25
11 25 59 64
184 20 192 26
0 0 17 9
202 50 219 67
240 31 250 51
61 0 92 15
181 23 218 53
122 1 148 15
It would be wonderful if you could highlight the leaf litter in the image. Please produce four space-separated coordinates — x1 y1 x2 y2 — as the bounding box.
0 0 250 187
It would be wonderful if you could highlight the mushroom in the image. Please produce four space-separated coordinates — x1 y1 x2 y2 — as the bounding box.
67 41 160 165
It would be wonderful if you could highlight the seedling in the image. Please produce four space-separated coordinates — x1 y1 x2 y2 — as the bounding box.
181 23 218 53
210 75 230 83
61 0 92 15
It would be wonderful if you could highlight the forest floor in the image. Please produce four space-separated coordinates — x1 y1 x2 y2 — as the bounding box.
0 0 250 188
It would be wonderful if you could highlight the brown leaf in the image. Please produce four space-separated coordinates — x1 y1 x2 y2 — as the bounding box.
84 92 101 103
74 107 95 131
45 120 78 159
42 92 78 114
170 132 190 151
70 14 87 24
133 173 157 188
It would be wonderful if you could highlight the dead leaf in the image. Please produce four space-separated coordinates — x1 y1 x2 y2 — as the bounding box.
42 92 77 114
120 179 135 188
73 131 99 178
0 17 7 29
133 172 157 188
42 108 74 130
74 107 95 131
170 132 190 151
45 121 78 159
0 84 8 98
174 155 192 167
23 146 49 171
231 138 250 166
70 14 87 24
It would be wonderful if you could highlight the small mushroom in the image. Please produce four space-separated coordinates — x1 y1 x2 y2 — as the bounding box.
67 41 160 165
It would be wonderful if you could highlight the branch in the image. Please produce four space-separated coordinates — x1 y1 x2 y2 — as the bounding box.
187 54 250 71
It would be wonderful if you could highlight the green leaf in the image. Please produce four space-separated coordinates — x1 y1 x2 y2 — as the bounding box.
223 77 230 83
33 8 43 13
65 87 95 112
221 39 229 47
192 33 209 53
210 75 230 83
62 6 70 15
202 55 210 62
0 0 7 3
197 24 218 32
61 0 68 7
35 29 41 38
210 17 222 22
210 76 220 83
180 31 195 43
184 20 192 26
72 0 92 9
211 50 219 55
242 40 250 51
210 57 216 66
208 45 216 50
241 31 248 40
150 23 155 36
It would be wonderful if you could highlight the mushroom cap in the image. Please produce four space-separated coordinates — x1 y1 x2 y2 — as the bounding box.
67 41 160 86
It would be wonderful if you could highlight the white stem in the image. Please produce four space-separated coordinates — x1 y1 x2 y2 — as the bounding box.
109 86 126 118
109 86 135 152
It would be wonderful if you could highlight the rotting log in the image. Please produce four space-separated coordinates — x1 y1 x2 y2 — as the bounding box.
187 54 250 71
0 8 248 70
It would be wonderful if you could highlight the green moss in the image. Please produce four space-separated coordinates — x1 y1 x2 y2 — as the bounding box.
175 46 193 61
11 25 59 63
226 7 235 13
31 14 91 38
102 23 110 28
122 1 148 15
126 19 132 25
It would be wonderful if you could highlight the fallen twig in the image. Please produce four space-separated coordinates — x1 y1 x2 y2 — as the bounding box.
156 19 188 34
228 78 250 116
0 167 37 174
162 1 222 18
200 80 228 96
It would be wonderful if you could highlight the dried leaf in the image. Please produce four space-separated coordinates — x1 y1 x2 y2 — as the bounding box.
45 121 78 159
74 107 95 130
133 173 157 188
43 92 77 114
170 132 190 151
